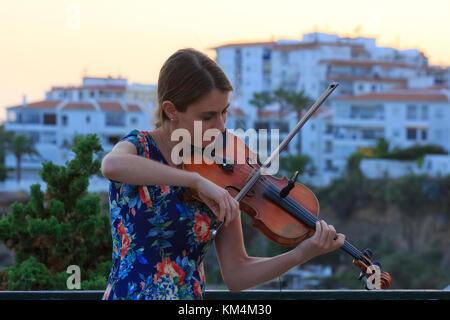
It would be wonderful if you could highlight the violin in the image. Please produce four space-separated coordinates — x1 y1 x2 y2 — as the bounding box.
181 83 392 290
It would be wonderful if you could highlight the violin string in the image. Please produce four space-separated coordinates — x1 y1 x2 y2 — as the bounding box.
279 189 363 259
260 180 363 259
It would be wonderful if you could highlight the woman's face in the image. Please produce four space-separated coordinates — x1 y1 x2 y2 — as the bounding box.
164 88 230 148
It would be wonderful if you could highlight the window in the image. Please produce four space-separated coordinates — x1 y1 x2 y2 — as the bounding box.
281 51 289 65
105 112 125 127
362 129 376 139
421 105 428 120
22 111 40 124
421 129 427 140
262 48 271 61
108 135 121 145
62 115 68 126
130 117 137 125
325 159 333 171
43 113 56 125
255 121 269 131
275 121 289 134
86 115 90 123
7 110 17 122
407 128 417 140
407 105 417 120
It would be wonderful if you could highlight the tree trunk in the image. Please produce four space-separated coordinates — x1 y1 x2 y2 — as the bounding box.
16 154 21 182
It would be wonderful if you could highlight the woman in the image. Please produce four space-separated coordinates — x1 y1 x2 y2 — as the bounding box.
101 48 345 300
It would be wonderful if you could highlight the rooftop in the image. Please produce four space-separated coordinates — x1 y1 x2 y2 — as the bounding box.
320 59 417 69
6 100 145 112
336 88 449 102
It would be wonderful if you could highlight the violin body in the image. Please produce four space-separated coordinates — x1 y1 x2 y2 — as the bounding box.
185 155 319 246
181 130 318 246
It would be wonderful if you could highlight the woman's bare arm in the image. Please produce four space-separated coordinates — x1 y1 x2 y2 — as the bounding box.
214 214 345 292
101 140 200 188
101 140 240 225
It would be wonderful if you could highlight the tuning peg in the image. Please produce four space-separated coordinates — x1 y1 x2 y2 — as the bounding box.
280 171 300 198
363 248 373 260
358 271 365 281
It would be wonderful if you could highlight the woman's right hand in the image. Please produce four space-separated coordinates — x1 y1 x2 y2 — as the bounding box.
193 174 240 227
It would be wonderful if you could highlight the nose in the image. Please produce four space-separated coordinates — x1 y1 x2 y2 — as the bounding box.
215 115 226 133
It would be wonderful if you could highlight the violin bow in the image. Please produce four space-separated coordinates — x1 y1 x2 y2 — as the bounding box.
234 82 339 201
211 83 337 233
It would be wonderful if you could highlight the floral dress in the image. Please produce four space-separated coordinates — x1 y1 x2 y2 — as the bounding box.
102 129 218 300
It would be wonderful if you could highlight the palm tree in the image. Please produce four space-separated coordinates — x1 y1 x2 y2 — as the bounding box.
6 133 39 182
286 89 313 154
0 124 15 181
249 92 273 112
272 88 291 118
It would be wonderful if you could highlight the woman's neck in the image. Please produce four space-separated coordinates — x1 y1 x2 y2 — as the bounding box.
151 122 180 167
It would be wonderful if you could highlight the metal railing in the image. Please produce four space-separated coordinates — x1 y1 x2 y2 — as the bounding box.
0 290 448 300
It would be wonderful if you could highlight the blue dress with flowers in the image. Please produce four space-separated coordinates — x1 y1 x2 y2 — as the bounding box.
102 129 218 300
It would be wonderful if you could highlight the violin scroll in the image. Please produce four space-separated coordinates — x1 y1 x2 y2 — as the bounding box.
353 248 392 290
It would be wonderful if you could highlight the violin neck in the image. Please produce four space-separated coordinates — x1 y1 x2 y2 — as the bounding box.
264 184 363 261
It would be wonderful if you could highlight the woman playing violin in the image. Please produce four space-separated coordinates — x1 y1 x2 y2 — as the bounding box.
101 48 346 300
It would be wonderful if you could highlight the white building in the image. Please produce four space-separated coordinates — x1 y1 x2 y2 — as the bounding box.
126 83 157 108
301 87 450 185
3 76 154 192
360 154 450 179
211 32 449 185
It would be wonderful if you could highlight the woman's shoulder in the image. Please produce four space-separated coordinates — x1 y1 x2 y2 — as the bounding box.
117 128 158 159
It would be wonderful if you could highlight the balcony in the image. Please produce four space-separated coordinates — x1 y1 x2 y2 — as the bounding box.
0 290 448 300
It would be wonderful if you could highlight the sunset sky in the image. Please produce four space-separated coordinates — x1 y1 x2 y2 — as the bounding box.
1 0 450 123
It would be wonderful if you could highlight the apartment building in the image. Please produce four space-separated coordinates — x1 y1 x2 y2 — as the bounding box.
211 32 449 185
301 87 450 185
3 76 154 190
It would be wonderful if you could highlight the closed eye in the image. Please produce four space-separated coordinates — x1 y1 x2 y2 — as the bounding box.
202 106 229 121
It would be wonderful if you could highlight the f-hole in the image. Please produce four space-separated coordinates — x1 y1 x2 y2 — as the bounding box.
225 185 255 197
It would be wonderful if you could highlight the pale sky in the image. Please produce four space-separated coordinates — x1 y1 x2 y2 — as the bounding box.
1 0 450 123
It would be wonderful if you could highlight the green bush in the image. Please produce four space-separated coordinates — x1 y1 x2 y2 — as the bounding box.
0 134 112 290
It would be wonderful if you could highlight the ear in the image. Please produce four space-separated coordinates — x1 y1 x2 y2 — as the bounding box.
161 100 178 121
